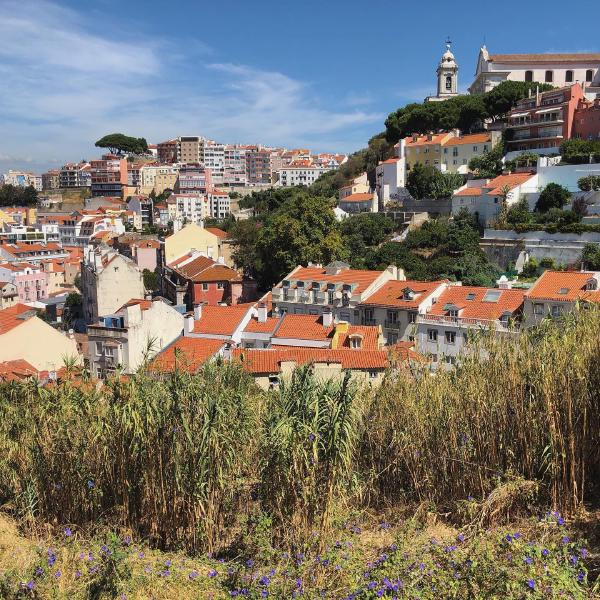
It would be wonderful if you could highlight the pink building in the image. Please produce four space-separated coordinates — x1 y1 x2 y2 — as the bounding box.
573 97 600 141
0 262 48 303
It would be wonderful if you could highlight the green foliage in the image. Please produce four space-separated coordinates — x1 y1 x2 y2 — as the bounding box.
142 269 159 292
0 184 37 206
62 292 83 327
507 197 533 226
255 193 347 288
578 175 600 192
384 82 553 144
95 133 149 155
582 242 600 270
468 142 505 178
535 183 571 213
340 213 395 247
561 139 600 164
406 163 463 200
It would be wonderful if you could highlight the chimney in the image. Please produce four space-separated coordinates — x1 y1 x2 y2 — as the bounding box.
193 303 203 321
257 302 267 323
184 314 194 335
322 308 333 328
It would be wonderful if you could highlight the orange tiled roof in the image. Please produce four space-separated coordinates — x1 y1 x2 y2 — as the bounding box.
525 270 600 302
0 359 38 382
340 193 374 203
193 305 250 336
1 242 63 254
0 261 39 272
192 265 242 283
427 286 525 320
0 303 37 335
380 157 401 164
403 133 450 147
244 315 281 334
490 53 600 62
232 346 416 374
485 172 535 196
443 133 492 146
117 298 153 313
151 337 224 372
454 187 483 197
335 325 380 349
285 266 382 294
361 280 446 309
134 240 160 249
205 227 228 239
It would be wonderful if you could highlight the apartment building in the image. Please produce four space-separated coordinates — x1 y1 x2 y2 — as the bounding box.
208 190 231 219
416 285 524 368
169 193 210 226
176 163 213 194
0 242 68 263
506 84 585 154
277 160 328 187
127 196 154 228
224 144 248 186
573 96 600 141
59 162 91 188
177 136 205 163
0 281 18 309
441 132 501 173
162 252 243 309
523 270 600 325
138 164 178 195
375 158 406 205
271 262 403 324
203 141 225 184
42 170 60 191
0 262 48 303
2 170 41 190
81 246 145 323
245 146 275 184
157 139 178 164
357 280 449 345
87 298 184 378
90 155 128 197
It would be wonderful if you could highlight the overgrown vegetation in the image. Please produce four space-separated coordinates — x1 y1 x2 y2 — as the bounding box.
0 184 38 206
560 139 600 165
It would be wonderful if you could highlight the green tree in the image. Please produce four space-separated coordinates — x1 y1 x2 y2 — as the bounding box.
406 164 463 200
577 175 600 192
0 184 38 207
506 197 533 226
581 243 600 270
468 142 505 178
229 219 263 280
62 292 83 328
483 81 553 120
255 193 347 288
143 269 159 292
340 213 395 247
95 133 149 155
535 183 571 213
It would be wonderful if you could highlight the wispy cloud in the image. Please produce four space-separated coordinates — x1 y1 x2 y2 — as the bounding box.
0 1 382 171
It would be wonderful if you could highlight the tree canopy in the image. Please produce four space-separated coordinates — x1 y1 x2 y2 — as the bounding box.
406 164 464 200
535 183 571 213
95 133 149 155
0 184 38 207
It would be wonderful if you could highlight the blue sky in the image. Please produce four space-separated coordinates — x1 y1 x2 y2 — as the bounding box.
1 0 599 172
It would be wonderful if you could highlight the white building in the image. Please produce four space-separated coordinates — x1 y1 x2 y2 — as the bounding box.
170 193 210 227
425 39 459 102
203 141 226 185
469 48 600 98
277 161 329 187
2 170 40 189
208 191 231 219
87 298 184 378
81 245 145 323
376 157 407 206
224 145 248 186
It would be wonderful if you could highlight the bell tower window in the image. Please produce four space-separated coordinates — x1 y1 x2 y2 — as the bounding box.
446 75 452 90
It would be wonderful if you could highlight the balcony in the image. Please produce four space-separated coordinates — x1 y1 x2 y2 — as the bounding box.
416 314 516 332
384 319 401 329
361 318 377 326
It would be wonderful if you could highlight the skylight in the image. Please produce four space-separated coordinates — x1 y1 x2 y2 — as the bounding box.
466 293 476 301
558 287 570 295
482 290 501 303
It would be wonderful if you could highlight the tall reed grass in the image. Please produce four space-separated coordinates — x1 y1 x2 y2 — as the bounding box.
0 308 599 552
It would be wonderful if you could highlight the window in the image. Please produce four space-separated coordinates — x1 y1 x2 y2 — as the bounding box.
533 303 544 315
586 69 594 82
428 329 438 342
217 282 225 290
328 291 335 305
482 290 501 303
445 331 456 344
431 353 438 362
202 283 209 291
525 70 533 82
551 305 564 318
309 309 318 315
387 332 398 345
387 310 398 323
105 346 115 358
447 309 459 318
545 70 553 83
473 146 478 152
445 356 456 365
446 75 452 90
95 342 103 356
369 371 379 379
566 70 574 83
408 312 417 323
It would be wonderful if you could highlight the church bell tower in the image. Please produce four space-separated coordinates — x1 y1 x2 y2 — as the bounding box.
426 38 459 102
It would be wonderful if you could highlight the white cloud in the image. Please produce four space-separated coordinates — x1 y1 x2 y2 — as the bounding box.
0 1 382 171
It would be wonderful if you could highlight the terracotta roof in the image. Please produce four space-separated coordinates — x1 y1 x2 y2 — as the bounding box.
192 264 242 283
485 172 535 196
443 133 492 146
117 298 153 313
285 266 383 294
380 157 401 164
0 261 39 272
205 227 228 239
170 255 214 278
193 305 250 336
489 53 600 62
525 270 600 302
454 187 483 197
340 193 374 203
134 240 160 249
361 280 446 309
403 133 450 147
0 303 38 335
1 242 63 254
232 347 393 374
335 325 380 349
151 337 224 372
244 315 281 334
427 286 525 320
0 359 38 382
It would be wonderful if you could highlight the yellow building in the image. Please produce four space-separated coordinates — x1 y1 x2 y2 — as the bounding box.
338 173 370 200
163 224 223 264
402 132 453 171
